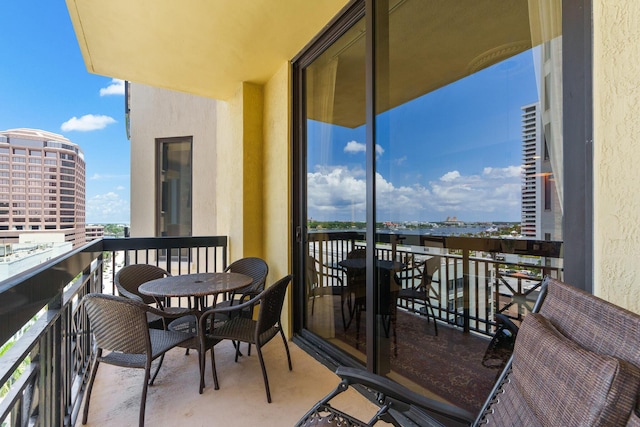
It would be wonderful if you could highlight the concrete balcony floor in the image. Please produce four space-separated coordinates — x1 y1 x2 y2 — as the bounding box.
78 340 378 427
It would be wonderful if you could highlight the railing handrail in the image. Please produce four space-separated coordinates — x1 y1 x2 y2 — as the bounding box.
0 239 103 347
308 230 562 258
102 235 227 251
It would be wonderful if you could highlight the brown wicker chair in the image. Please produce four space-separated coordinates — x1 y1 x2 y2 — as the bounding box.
296 277 640 426
307 254 349 331
395 256 440 336
212 257 269 316
81 293 193 427
343 248 367 331
115 263 194 328
198 274 293 401
342 249 399 354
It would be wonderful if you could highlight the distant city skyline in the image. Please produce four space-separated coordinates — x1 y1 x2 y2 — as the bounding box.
0 2 131 224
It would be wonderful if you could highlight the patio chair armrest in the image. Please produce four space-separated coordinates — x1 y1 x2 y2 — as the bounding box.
235 289 260 305
494 313 519 334
200 292 261 319
335 367 475 426
116 287 144 303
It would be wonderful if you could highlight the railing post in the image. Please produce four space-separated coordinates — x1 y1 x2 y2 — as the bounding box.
45 291 63 427
462 248 470 333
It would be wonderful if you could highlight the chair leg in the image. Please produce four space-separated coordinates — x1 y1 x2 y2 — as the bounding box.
149 353 164 385
427 299 438 336
256 345 272 403
82 355 100 424
340 294 348 331
392 310 398 357
355 305 362 349
234 341 242 362
344 293 355 331
211 346 219 390
139 364 151 427
199 346 206 394
279 328 293 371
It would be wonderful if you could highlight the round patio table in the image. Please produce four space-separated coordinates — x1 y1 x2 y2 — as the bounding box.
139 272 252 302
139 271 254 336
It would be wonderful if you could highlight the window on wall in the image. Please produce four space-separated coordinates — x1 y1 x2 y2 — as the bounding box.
156 137 192 238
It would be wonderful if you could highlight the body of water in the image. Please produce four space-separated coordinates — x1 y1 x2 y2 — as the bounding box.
396 226 493 236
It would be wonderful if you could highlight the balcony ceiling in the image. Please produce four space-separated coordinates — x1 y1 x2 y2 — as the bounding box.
66 1 559 128
65 0 350 100
308 1 558 128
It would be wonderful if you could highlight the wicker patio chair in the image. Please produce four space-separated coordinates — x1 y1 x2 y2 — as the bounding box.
197 274 293 401
342 249 399 354
213 256 269 314
296 277 640 426
307 254 349 331
185 257 269 357
81 293 193 427
115 263 194 329
343 248 367 330
395 256 440 336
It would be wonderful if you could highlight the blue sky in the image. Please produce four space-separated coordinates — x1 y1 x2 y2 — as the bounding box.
307 49 539 223
0 2 130 224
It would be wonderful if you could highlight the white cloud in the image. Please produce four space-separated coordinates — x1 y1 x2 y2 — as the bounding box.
440 170 461 182
86 192 130 223
394 156 407 166
307 164 523 222
307 166 367 218
343 140 385 156
482 165 522 179
99 78 125 96
61 114 116 132
344 140 365 154
429 166 522 216
115 185 125 191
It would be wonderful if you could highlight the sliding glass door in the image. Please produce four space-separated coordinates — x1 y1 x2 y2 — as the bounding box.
295 0 569 414
301 9 368 364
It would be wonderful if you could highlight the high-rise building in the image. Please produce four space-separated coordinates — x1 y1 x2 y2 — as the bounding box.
521 103 541 238
520 102 562 241
521 39 563 242
0 129 86 247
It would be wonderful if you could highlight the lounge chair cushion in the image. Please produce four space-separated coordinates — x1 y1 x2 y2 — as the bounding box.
511 313 640 427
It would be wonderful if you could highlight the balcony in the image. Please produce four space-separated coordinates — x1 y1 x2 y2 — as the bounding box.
0 233 562 426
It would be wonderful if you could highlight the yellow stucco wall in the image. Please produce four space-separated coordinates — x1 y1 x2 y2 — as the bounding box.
263 62 293 336
216 83 267 262
215 65 291 333
593 1 640 314
129 84 217 238
242 84 265 259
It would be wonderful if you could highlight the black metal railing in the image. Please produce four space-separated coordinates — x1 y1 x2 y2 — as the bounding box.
0 236 227 427
307 231 563 336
